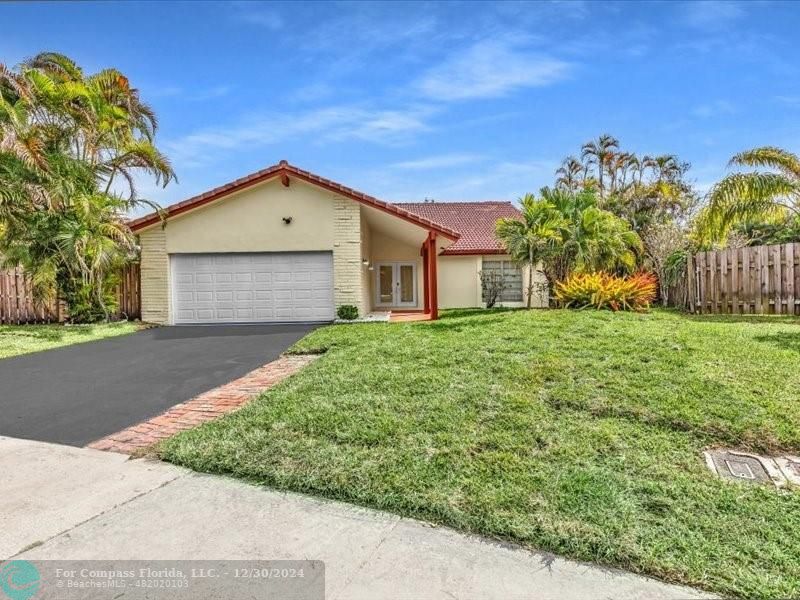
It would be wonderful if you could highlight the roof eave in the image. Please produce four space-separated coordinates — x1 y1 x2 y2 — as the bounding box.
441 248 507 256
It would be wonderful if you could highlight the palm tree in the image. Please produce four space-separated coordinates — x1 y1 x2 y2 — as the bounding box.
704 146 800 241
581 134 619 198
640 155 657 184
540 187 642 281
496 193 565 307
18 53 174 209
574 206 642 273
555 156 583 192
652 155 681 183
608 151 634 194
0 52 175 320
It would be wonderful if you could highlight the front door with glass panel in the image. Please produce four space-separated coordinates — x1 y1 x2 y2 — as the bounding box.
375 262 416 307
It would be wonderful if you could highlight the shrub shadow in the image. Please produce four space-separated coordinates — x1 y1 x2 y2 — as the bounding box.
754 331 800 354
683 314 800 326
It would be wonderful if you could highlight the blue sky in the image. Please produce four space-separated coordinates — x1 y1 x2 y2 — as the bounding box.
3 1 800 213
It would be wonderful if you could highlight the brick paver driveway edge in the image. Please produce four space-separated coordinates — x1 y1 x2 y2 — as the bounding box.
87 354 319 454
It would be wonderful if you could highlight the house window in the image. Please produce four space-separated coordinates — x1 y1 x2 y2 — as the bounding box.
481 259 523 302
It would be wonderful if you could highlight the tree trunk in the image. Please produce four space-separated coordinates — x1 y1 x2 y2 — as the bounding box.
526 248 534 308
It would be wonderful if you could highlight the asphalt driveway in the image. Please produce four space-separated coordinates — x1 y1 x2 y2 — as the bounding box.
0 324 317 447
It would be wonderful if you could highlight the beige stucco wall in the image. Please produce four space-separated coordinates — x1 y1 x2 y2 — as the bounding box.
139 227 169 324
367 230 424 310
437 254 549 309
137 178 365 323
438 255 482 308
162 179 336 253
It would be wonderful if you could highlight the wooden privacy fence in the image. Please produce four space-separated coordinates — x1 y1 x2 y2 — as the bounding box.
0 263 141 324
687 243 799 315
0 267 61 324
116 263 141 321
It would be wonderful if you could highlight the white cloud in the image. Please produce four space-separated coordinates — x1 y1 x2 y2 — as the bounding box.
329 108 432 144
683 1 745 30
289 83 335 103
233 5 284 30
192 85 232 101
390 153 483 170
361 158 556 202
416 40 571 101
164 105 435 168
692 100 736 118
145 84 232 102
775 95 800 106
147 85 183 98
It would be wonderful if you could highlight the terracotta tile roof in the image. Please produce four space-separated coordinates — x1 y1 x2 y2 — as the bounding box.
129 161 460 239
395 201 521 255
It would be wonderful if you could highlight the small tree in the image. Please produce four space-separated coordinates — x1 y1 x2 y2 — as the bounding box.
495 194 565 308
642 223 685 307
479 269 506 308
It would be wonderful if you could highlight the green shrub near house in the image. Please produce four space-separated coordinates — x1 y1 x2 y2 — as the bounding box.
336 305 359 320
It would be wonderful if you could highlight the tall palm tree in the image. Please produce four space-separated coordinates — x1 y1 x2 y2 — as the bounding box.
496 193 565 307
608 151 634 193
555 156 583 192
704 146 800 241
17 53 174 210
0 52 175 320
652 155 680 183
640 155 657 184
581 134 619 198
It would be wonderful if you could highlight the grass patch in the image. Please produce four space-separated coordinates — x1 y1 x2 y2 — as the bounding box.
0 321 140 359
160 309 800 599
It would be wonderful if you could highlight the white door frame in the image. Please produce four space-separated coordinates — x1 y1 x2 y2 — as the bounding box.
374 261 417 308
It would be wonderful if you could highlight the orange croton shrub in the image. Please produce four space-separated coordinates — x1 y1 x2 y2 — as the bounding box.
554 272 657 311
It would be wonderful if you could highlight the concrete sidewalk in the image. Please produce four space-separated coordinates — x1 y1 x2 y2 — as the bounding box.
1 437 710 599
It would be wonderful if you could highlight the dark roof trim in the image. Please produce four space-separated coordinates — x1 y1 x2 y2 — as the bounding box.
440 248 508 256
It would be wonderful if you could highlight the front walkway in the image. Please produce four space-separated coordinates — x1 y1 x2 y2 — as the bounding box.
2 437 711 599
389 310 433 322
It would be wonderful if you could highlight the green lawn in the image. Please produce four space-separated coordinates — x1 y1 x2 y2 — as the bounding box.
0 321 140 359
160 309 800 599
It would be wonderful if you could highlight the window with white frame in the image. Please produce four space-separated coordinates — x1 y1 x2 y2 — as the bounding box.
481 259 523 302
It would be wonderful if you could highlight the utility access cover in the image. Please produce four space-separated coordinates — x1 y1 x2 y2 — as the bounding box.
704 450 775 486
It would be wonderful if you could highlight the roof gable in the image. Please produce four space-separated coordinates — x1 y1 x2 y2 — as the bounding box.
129 161 460 240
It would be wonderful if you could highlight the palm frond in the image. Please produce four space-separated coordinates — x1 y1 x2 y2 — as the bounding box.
709 172 798 222
729 146 800 179
25 52 83 80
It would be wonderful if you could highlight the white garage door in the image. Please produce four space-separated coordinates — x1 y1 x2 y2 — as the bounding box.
171 252 334 324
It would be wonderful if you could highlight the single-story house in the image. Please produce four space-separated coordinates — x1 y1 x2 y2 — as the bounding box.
129 161 547 324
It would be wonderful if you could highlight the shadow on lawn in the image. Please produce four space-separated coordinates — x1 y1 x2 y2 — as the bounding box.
754 331 800 354
429 308 522 331
440 308 519 319
683 313 800 326
0 326 69 342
